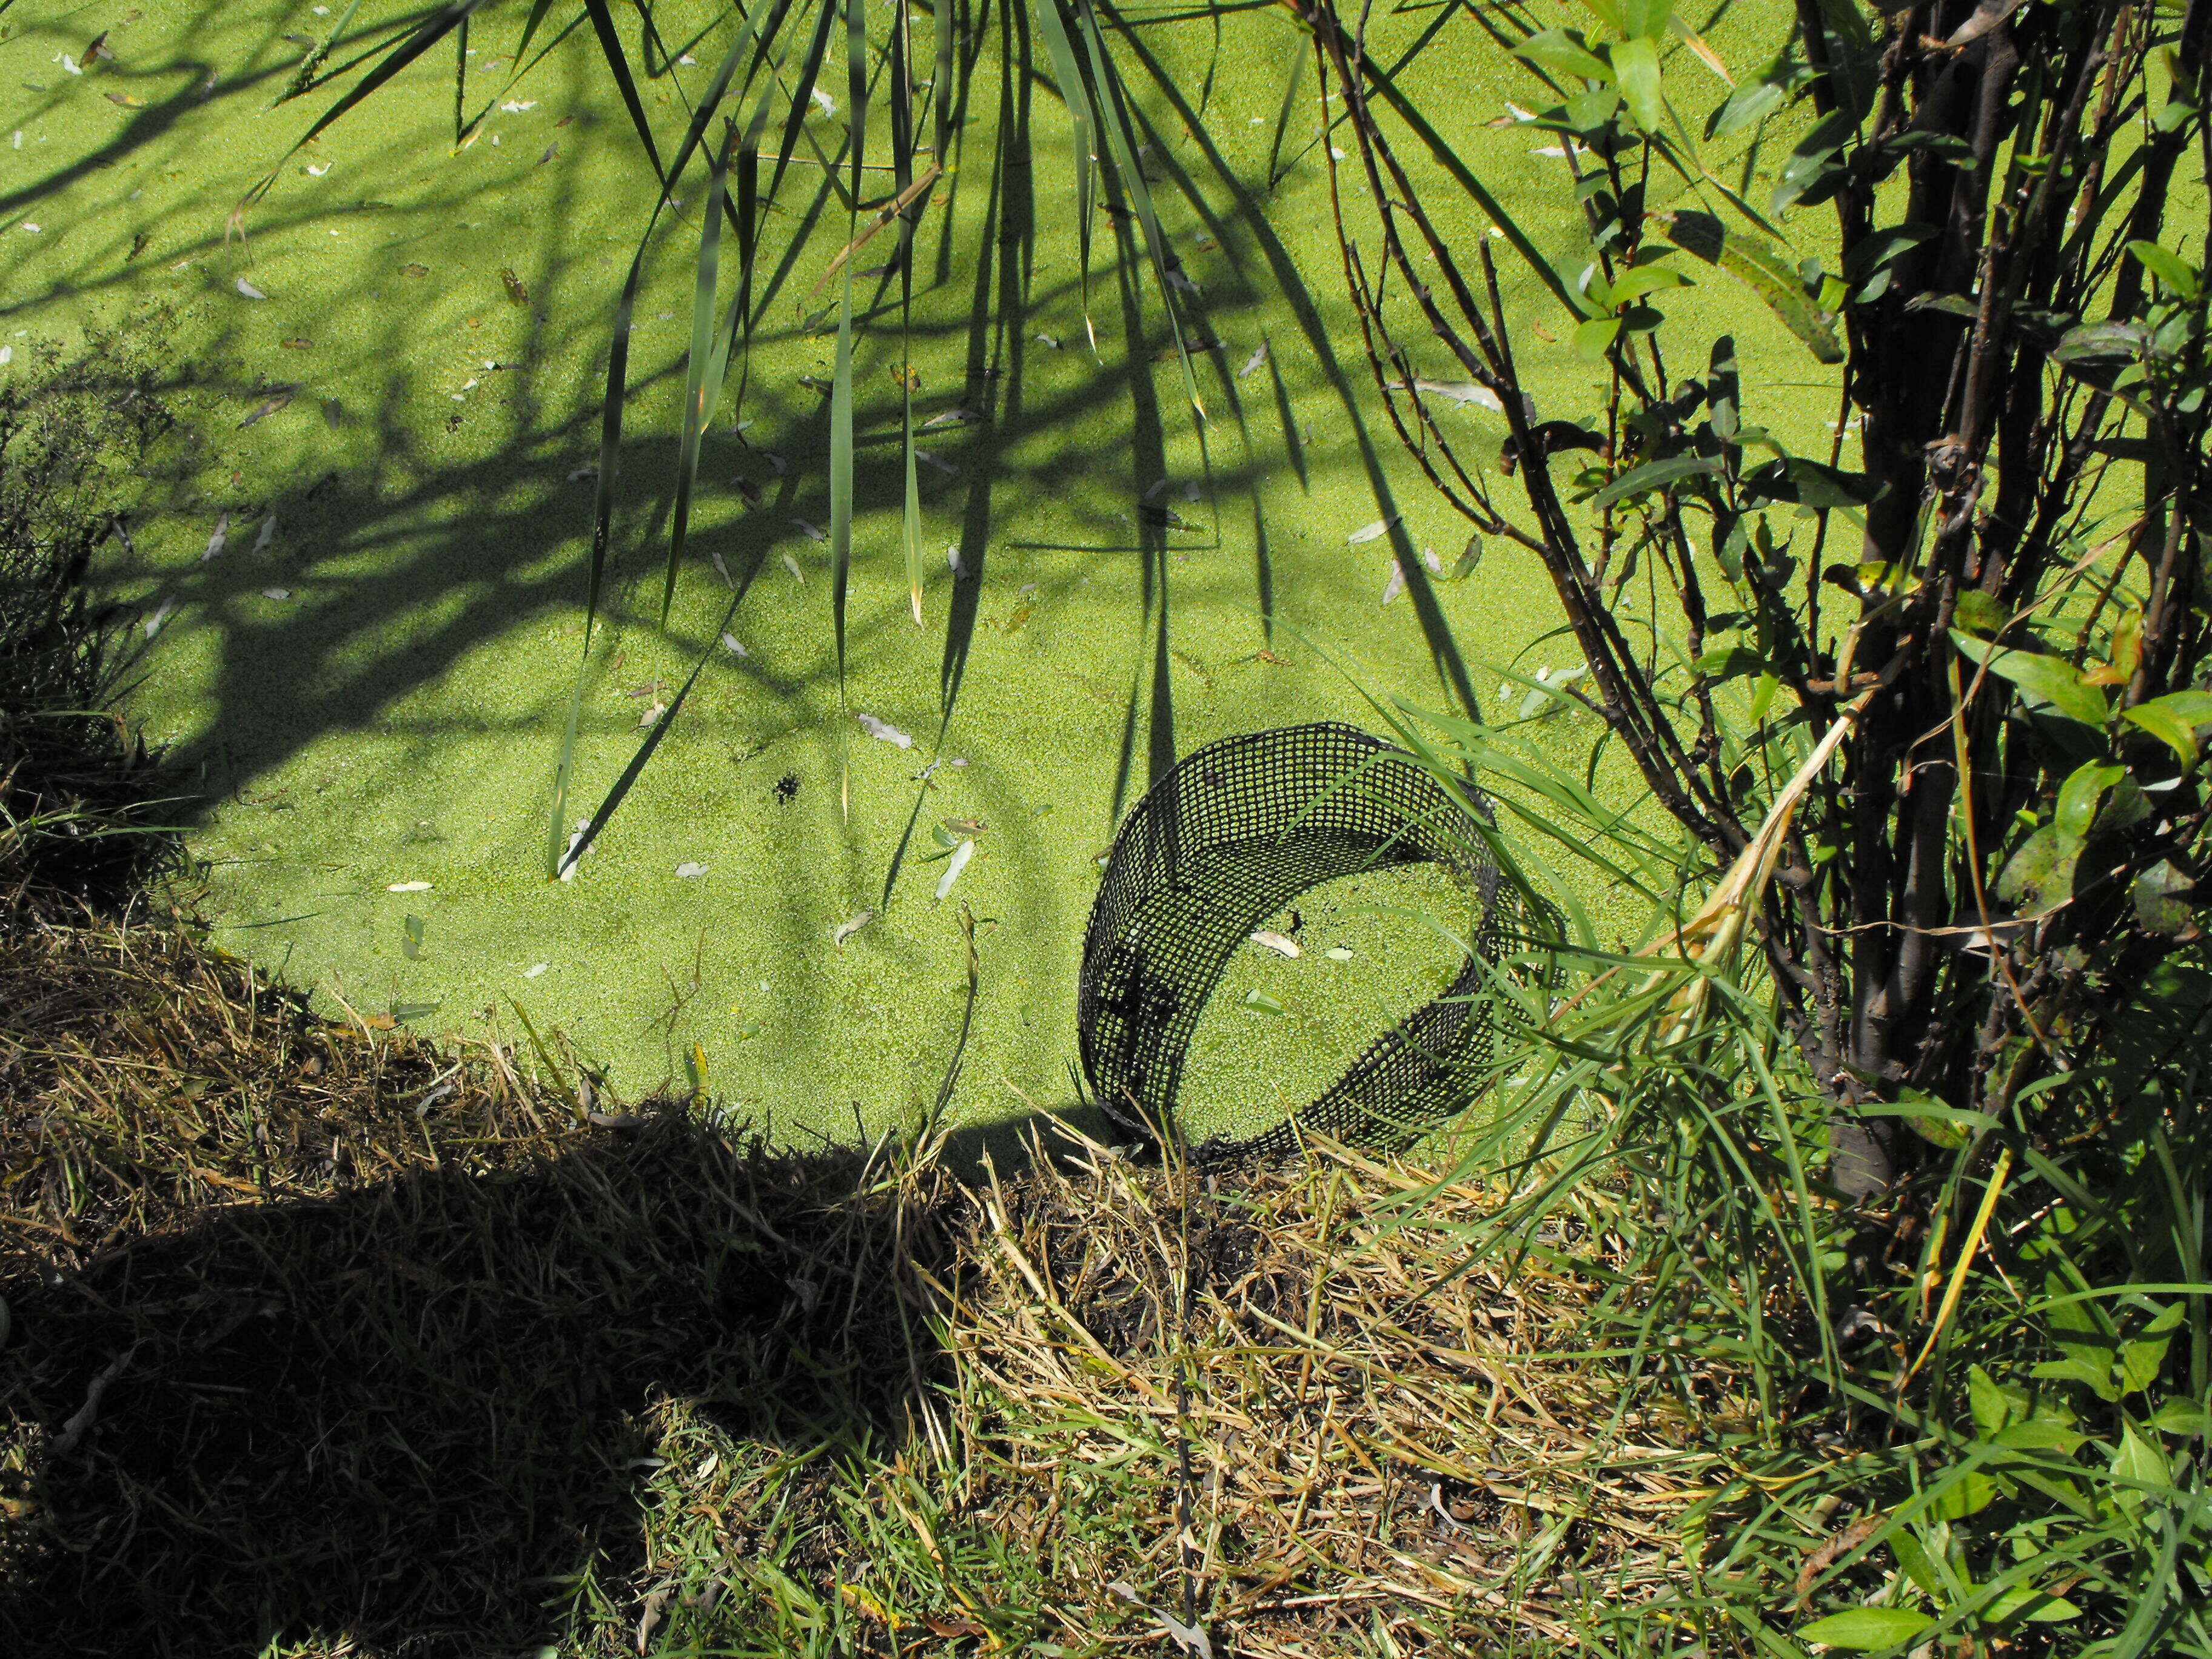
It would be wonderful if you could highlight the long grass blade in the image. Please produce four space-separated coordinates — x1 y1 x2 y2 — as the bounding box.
663 119 736 626
559 10 782 873
233 0 489 230
1031 0 1098 351
452 13 469 145
1073 0 1204 421
932 0 956 162
269 0 367 108
896 0 927 626
582 0 668 183
556 586 754 880
831 0 868 822
546 657 590 880
1264 36 1305 190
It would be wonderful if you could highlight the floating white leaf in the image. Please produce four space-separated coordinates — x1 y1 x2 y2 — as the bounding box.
386 880 432 893
202 512 229 561
1346 515 1398 546
834 909 874 945
674 862 708 879
789 515 825 541
856 712 913 749
524 962 549 978
1238 342 1269 378
935 838 974 900
1250 930 1302 957
142 594 176 638
253 515 276 553
236 278 268 300
719 632 748 657
1324 946 1354 962
261 587 292 600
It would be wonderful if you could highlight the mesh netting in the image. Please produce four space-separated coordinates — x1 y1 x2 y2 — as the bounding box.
1077 722 1509 1160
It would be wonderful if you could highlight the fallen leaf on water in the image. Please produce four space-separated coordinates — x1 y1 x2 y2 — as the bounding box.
261 587 291 600
398 262 429 277
789 516 825 541
920 406 979 429
834 910 874 946
304 162 330 176
538 142 559 164
914 449 957 477
674 862 708 878
856 712 913 749
1250 930 1302 957
500 267 528 306
719 632 748 657
935 838 975 900
1346 515 1398 546
566 464 597 481
1324 945 1354 961
524 962 549 978
1239 342 1269 378
637 701 667 729
386 880 432 893
253 515 276 552
283 337 312 349
235 278 268 300
1531 320 1558 343
779 549 805 583
142 594 175 637
238 385 299 427
943 817 986 834
202 512 230 561
106 92 144 107
500 99 537 112
709 549 735 588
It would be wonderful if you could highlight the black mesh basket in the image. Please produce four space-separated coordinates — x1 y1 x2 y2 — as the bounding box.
1076 722 1517 1161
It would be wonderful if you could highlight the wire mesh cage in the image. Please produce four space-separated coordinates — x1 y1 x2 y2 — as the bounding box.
1076 722 1522 1160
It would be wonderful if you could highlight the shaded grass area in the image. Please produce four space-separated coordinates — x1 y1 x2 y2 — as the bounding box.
0 905 1729 1657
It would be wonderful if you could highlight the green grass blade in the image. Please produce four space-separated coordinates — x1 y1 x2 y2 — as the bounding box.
582 0 668 183
933 0 956 161
846 0 870 207
269 0 367 108
1031 0 1098 350
452 14 468 144
831 268 858 820
546 656 589 879
1264 33 1305 189
1074 0 1203 421
555 586 752 880
895 0 925 626
764 0 842 217
663 121 736 626
235 0 489 224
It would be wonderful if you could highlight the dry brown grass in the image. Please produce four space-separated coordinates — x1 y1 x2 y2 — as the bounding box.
2 908 1721 1657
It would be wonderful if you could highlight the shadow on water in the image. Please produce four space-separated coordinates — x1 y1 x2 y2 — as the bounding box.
0 1097 1118 1658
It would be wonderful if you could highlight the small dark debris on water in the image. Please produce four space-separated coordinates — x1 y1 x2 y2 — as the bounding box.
773 773 800 804
500 267 528 306
238 384 300 429
398 262 429 278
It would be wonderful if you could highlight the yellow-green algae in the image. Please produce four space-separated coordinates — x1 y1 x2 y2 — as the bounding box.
2 0 1835 1141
